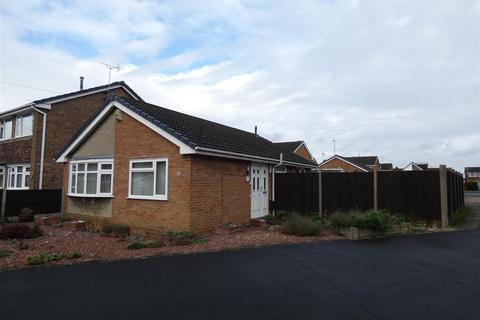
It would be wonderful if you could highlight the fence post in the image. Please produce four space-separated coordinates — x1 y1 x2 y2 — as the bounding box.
439 165 448 228
318 170 322 216
1 189 7 222
373 166 378 211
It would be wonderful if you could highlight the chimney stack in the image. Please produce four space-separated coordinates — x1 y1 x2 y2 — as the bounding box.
79 76 84 90
254 125 258 136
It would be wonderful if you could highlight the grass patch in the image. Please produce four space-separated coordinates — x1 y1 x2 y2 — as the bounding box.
165 231 193 238
127 242 145 250
192 238 209 244
329 210 403 232
26 253 47 266
64 251 82 259
450 207 471 226
0 250 12 258
281 214 323 236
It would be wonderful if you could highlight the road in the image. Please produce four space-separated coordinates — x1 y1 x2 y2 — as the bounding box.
1 230 479 320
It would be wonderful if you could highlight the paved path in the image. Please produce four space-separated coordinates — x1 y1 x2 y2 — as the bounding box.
1 230 479 320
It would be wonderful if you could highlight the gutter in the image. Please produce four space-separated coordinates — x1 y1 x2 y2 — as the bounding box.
31 105 47 189
272 153 283 213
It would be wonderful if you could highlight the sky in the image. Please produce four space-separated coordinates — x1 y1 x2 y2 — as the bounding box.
0 0 479 171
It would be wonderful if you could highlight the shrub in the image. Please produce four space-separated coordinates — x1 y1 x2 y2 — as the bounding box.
127 242 144 250
144 240 165 248
26 253 47 266
281 214 323 236
65 251 82 259
192 238 209 244
0 250 11 258
18 208 34 222
465 181 479 191
330 210 395 232
165 231 193 238
45 252 62 262
0 223 42 240
102 224 130 238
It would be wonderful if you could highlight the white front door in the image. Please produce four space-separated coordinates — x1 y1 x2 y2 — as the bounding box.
251 163 269 218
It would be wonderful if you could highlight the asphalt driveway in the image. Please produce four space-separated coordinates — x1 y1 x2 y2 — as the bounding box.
1 230 479 320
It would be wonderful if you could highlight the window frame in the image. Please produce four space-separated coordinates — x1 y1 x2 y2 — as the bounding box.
0 166 5 189
6 164 30 190
128 157 168 201
68 159 114 198
0 119 13 140
15 114 33 138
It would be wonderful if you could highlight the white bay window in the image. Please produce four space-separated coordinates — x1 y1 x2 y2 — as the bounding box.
129 158 168 200
69 160 113 197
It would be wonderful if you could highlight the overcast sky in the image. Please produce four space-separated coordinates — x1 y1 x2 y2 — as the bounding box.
1 0 478 171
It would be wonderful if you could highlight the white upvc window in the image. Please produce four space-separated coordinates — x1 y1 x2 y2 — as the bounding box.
69 160 114 197
129 158 168 200
15 114 33 137
0 166 5 189
0 119 13 140
7 165 30 190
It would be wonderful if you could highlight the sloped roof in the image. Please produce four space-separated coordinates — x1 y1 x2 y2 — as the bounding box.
274 141 304 153
34 81 143 104
56 95 316 167
465 167 480 172
319 155 372 172
344 156 378 167
380 163 393 170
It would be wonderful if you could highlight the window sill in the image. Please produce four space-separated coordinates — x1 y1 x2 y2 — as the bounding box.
67 193 114 198
127 196 168 201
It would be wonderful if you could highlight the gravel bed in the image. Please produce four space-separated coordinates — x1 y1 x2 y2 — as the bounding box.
0 225 343 270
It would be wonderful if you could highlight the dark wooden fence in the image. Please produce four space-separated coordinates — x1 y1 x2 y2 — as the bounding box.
273 167 464 223
0 189 62 219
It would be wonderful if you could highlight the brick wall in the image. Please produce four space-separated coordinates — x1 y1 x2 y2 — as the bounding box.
36 88 132 189
191 156 250 233
319 158 366 172
0 137 32 164
63 110 253 234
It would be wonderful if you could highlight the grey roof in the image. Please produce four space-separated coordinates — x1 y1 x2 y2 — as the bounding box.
465 167 480 172
344 156 378 167
57 95 316 167
34 81 143 104
320 155 372 172
380 163 393 170
274 141 304 153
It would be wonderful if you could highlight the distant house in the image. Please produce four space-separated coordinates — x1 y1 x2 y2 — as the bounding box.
403 162 428 171
55 95 316 233
0 81 141 190
465 167 480 185
274 141 316 173
380 163 393 171
318 155 380 172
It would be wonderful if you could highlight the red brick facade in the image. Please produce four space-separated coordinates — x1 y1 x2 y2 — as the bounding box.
63 112 252 234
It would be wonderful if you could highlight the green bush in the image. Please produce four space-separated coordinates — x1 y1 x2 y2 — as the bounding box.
451 207 471 226
165 231 193 238
102 224 130 238
45 252 62 262
0 223 42 240
281 214 323 236
144 240 165 248
0 250 11 258
127 242 144 250
465 181 479 191
330 210 397 231
26 253 47 265
65 251 82 259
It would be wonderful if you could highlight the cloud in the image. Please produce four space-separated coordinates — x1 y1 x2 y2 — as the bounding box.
0 0 479 171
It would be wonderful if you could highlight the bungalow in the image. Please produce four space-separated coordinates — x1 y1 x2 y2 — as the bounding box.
55 95 316 233
318 155 380 172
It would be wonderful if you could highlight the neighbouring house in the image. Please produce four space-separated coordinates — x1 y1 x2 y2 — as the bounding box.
55 95 317 233
274 140 317 173
380 163 394 171
465 167 480 186
403 162 428 171
0 81 141 191
318 155 380 172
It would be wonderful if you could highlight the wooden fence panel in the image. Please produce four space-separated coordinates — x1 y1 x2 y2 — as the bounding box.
5 190 62 217
322 172 373 214
377 171 440 219
274 173 318 213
